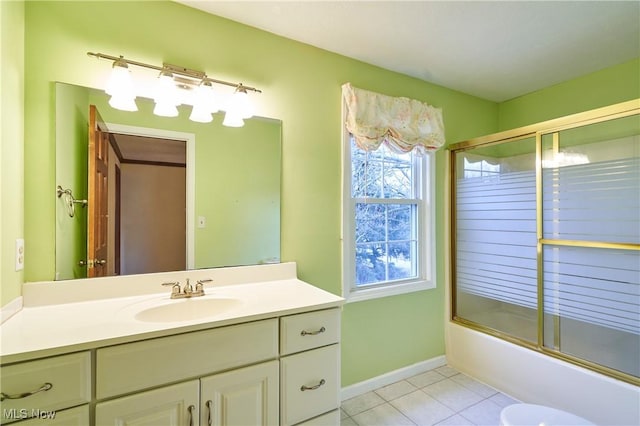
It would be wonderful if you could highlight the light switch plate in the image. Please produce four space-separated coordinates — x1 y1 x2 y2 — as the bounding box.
15 239 24 271
197 216 206 228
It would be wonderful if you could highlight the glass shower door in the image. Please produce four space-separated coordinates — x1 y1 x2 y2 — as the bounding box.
540 115 640 378
453 136 538 344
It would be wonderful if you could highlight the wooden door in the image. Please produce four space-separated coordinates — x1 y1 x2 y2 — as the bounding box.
88 105 109 277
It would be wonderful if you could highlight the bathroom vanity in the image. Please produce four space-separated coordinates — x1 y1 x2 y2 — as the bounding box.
0 262 343 425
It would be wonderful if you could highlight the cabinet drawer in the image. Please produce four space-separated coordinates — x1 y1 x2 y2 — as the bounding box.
15 405 89 426
280 345 340 426
280 309 340 355
96 319 278 399
0 352 91 424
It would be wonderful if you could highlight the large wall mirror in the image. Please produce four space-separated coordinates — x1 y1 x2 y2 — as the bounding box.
55 82 281 280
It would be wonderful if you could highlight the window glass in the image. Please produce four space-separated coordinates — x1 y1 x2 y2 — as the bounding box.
344 136 434 300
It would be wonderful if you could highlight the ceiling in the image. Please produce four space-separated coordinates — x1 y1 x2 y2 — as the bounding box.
112 134 186 165
177 1 639 102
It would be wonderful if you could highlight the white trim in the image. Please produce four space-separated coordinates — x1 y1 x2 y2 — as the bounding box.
104 123 196 269
341 123 437 302
345 279 433 303
1 296 23 324
341 355 447 401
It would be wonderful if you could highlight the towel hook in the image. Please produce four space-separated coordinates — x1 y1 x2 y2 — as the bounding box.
56 185 87 218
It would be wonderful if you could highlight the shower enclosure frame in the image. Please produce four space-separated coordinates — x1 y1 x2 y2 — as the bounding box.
448 99 640 386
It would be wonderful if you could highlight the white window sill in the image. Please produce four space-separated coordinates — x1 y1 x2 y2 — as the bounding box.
344 279 435 303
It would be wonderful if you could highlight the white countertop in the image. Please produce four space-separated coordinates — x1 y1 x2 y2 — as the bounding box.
0 263 343 364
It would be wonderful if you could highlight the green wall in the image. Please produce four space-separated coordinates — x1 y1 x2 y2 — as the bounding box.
15 0 637 387
55 83 89 280
22 0 495 386
498 58 640 130
1 0 25 306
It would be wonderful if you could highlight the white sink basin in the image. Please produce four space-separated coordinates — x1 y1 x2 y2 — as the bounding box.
133 297 242 323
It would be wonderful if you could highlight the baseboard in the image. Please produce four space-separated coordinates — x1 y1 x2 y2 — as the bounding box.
341 355 447 401
1 296 23 324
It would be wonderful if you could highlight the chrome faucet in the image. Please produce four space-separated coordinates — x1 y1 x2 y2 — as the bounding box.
162 278 212 299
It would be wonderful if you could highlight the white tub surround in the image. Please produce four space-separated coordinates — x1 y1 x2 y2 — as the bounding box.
446 322 640 426
0 262 343 364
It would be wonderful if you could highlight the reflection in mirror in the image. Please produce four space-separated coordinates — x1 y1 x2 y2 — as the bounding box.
55 83 281 280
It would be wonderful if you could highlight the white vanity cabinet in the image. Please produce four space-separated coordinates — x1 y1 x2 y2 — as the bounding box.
95 361 280 426
95 319 279 426
0 266 343 426
280 309 341 425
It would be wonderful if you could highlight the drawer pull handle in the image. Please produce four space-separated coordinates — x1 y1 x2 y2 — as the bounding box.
206 400 213 426
187 404 196 426
0 382 53 401
300 379 326 391
301 326 326 336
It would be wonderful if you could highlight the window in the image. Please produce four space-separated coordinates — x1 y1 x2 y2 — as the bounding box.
462 157 500 178
343 136 435 302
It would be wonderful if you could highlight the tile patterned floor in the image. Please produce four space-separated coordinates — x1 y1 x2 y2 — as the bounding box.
340 365 519 426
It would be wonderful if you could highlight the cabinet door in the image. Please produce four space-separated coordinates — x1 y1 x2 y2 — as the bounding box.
95 381 199 426
201 360 279 426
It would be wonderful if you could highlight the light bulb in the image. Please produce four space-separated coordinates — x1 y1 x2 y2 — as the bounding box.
189 104 213 123
105 59 135 100
189 81 218 123
153 101 179 117
223 110 245 127
228 86 254 119
109 94 138 112
154 70 179 107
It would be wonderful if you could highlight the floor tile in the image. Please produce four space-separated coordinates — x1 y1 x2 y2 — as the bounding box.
341 416 358 426
342 366 519 426
352 403 416 426
342 391 385 417
488 392 520 409
406 370 447 388
450 373 498 398
434 365 459 377
375 380 418 401
423 379 485 412
390 390 456 425
459 399 503 426
435 414 475 426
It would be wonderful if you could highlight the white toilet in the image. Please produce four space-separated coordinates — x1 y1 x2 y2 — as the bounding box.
500 403 596 426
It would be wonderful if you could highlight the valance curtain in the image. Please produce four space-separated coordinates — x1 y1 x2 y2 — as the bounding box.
342 82 445 153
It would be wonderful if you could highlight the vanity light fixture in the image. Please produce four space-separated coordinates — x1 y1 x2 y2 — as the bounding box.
153 69 180 117
88 52 262 127
189 81 219 123
105 58 137 112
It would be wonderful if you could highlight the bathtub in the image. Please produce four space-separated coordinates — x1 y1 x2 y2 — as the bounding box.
446 321 640 425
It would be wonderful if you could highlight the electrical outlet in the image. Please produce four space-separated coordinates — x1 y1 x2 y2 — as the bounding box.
15 239 25 271
198 216 206 228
